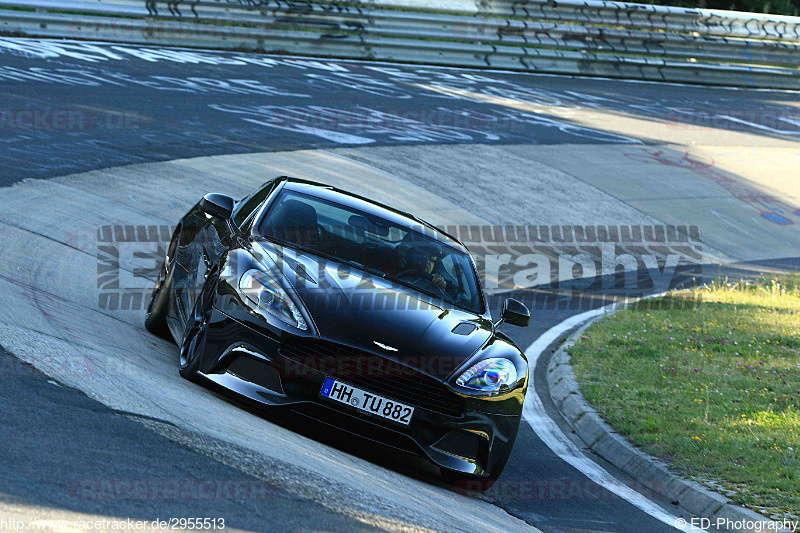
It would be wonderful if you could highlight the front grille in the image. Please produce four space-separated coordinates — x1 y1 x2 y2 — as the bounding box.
279 338 465 418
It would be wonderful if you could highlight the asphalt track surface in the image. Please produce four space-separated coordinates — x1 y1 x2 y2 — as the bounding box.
1 37 799 187
0 37 799 533
0 345 379 532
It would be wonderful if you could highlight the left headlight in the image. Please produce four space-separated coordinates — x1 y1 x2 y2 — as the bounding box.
456 358 518 393
239 269 308 331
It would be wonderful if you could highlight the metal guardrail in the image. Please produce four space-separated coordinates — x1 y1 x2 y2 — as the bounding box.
1 0 799 88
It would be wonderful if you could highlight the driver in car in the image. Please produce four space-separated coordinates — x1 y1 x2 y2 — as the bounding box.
399 246 450 293
424 255 448 291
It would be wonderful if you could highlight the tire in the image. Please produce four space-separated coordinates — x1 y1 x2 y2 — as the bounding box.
178 271 217 381
144 255 172 340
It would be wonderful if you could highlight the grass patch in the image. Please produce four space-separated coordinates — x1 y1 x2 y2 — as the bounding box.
569 273 800 520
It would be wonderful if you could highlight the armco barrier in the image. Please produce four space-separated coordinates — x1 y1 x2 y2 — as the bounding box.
0 0 799 88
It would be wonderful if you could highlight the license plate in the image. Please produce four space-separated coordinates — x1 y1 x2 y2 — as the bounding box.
320 377 414 425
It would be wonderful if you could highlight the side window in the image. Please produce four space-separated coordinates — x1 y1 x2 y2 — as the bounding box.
232 180 278 229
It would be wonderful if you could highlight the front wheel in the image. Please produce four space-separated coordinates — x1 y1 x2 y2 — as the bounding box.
178 272 216 381
146 227 180 340
145 257 171 340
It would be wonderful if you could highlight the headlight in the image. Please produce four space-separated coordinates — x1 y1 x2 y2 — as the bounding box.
239 269 308 331
456 358 517 392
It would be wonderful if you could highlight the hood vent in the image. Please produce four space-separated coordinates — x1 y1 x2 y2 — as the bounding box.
451 323 477 336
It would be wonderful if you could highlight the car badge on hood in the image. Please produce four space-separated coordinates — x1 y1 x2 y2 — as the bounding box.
373 341 398 352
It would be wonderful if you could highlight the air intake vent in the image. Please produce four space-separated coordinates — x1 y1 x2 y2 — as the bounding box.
451 323 477 336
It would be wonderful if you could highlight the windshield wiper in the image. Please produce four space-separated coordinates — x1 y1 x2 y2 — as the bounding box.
328 256 388 280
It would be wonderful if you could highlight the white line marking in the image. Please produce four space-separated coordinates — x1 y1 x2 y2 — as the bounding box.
718 115 800 135
708 209 758 239
523 306 705 532
242 118 376 145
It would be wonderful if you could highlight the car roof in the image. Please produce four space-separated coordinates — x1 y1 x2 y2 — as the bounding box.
278 177 466 250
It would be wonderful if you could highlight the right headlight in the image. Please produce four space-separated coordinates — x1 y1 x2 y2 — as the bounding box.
239 269 308 331
456 358 518 392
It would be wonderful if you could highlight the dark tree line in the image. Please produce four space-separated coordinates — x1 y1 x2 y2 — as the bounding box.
644 0 799 16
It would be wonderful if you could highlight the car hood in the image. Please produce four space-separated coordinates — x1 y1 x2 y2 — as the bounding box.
253 241 492 380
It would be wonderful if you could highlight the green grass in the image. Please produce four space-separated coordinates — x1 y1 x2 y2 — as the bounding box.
568 273 800 520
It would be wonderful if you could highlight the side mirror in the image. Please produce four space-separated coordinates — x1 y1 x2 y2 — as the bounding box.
200 193 234 220
499 298 530 328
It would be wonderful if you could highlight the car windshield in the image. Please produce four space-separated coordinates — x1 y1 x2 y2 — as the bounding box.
255 189 484 314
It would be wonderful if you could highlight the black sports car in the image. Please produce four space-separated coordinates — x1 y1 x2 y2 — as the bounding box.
146 177 531 489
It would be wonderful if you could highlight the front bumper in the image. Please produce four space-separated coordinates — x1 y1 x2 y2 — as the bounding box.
199 307 522 478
